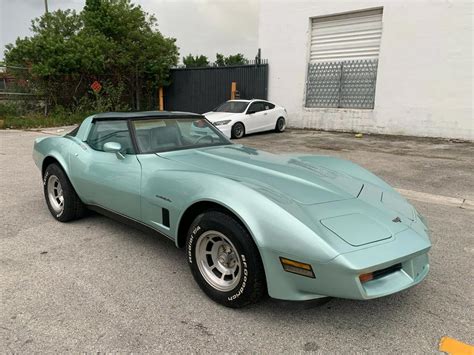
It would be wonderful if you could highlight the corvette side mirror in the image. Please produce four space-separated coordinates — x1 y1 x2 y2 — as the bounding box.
103 141 125 159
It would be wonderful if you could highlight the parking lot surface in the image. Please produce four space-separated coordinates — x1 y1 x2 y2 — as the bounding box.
1 128 473 353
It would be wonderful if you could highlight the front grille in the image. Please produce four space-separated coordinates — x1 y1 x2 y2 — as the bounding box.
372 263 402 280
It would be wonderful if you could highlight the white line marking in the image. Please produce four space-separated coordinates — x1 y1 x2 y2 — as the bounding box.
396 188 474 210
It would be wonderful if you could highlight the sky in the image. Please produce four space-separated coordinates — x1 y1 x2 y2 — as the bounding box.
0 0 260 62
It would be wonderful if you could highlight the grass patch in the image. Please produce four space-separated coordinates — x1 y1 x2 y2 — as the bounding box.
1 112 92 129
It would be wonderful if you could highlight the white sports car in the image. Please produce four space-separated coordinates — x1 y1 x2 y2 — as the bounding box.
204 99 287 139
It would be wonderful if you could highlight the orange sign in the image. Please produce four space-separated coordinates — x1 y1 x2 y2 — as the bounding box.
90 81 102 93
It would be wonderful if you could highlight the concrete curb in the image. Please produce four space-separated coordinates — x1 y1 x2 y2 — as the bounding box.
397 188 474 210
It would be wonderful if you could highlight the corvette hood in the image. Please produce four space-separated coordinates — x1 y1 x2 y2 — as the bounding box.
162 145 363 205
204 112 238 122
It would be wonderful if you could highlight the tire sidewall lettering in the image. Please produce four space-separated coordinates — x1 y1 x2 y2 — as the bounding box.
43 171 50 186
227 254 248 301
188 225 201 264
188 224 250 303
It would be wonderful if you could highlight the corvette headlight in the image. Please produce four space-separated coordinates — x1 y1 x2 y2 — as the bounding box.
213 120 231 126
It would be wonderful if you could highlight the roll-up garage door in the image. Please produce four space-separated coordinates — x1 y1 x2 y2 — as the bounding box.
310 8 383 63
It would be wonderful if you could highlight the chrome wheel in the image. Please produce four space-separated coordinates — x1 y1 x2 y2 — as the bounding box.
195 230 242 292
47 175 64 214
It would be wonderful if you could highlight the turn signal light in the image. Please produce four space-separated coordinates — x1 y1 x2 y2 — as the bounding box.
359 272 374 283
280 257 315 278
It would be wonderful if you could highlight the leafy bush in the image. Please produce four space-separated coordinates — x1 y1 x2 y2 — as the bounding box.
0 100 44 117
73 80 130 113
4 0 179 111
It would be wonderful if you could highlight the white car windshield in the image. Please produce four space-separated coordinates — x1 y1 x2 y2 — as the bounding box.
214 101 248 113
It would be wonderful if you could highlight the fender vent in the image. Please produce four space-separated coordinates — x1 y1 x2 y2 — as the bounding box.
162 208 170 228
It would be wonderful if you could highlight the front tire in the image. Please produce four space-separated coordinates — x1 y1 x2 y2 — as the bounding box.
186 211 266 308
43 163 85 222
231 122 245 139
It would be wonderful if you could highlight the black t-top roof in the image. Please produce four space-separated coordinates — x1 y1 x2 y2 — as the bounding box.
92 111 202 121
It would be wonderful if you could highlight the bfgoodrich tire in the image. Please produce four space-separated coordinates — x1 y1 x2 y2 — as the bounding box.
43 163 85 222
186 211 266 308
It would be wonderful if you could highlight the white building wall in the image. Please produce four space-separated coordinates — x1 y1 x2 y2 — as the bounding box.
258 0 473 140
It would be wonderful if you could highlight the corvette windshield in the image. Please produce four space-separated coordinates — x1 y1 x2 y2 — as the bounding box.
214 101 248 113
132 118 231 153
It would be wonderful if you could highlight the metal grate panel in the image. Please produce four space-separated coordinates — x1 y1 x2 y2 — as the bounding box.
305 59 378 109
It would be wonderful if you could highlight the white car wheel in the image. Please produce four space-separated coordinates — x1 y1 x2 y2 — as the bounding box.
275 117 286 133
232 122 245 139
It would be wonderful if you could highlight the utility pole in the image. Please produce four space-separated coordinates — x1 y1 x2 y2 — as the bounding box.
44 0 49 13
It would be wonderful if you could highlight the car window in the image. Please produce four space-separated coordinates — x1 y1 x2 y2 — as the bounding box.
132 118 230 153
264 103 275 110
87 120 134 154
214 101 248 113
248 102 265 113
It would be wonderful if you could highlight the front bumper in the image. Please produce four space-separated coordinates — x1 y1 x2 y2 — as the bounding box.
261 228 431 301
215 124 232 138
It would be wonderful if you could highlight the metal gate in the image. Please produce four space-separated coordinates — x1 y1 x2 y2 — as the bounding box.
164 63 268 114
305 59 378 109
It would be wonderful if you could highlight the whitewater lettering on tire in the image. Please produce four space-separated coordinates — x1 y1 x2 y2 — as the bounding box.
43 171 50 186
188 225 201 264
228 254 248 301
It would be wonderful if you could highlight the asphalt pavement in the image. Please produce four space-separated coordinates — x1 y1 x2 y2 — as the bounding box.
1 127 473 353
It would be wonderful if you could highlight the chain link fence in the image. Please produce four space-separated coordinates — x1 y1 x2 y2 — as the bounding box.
305 59 378 109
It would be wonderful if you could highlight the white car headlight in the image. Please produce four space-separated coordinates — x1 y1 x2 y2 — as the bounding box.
213 120 231 126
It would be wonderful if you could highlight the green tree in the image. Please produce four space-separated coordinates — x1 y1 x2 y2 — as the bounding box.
215 53 248 66
182 54 209 68
215 53 226 67
4 0 179 111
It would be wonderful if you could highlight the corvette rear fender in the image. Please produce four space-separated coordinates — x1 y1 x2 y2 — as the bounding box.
33 136 73 178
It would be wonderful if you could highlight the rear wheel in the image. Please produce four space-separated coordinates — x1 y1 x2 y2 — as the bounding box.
231 122 245 139
275 117 286 133
43 163 85 222
186 211 266 308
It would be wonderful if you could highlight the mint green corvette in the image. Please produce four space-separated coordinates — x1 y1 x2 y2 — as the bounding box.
33 111 431 308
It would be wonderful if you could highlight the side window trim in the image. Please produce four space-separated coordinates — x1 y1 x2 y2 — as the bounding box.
127 119 141 154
